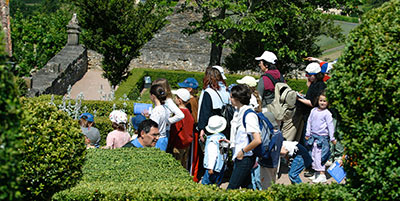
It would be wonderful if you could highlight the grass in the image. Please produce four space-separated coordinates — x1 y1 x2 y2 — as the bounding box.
317 21 359 52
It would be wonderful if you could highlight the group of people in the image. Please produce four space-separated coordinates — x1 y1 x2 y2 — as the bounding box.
78 51 341 189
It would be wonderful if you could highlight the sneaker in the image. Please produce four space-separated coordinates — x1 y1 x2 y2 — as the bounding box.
308 172 319 181
304 170 315 177
313 174 327 183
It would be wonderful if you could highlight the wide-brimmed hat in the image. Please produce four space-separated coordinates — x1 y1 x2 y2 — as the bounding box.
236 76 259 87
205 115 227 134
306 62 321 75
255 51 277 64
178 77 199 89
79 112 94 122
212 65 227 80
109 110 128 124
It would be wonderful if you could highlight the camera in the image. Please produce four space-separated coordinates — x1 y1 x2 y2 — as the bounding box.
220 141 230 149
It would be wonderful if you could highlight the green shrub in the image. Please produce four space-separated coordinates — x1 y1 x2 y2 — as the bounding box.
20 100 86 200
326 1 400 200
116 68 308 99
323 14 359 23
93 116 114 146
54 148 354 200
0 65 23 200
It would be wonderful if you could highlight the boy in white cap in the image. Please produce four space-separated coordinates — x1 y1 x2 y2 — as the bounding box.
201 115 228 186
169 88 195 170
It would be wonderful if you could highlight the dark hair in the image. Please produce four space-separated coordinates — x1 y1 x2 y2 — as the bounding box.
315 72 325 82
203 67 226 90
314 90 329 108
152 78 172 98
150 84 167 104
112 122 126 131
231 84 251 105
138 119 158 137
79 118 89 127
261 60 277 70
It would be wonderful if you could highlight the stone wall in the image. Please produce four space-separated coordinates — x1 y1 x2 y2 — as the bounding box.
128 6 230 72
28 45 88 97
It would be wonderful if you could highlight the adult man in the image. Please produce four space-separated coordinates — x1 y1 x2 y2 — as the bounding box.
123 119 160 148
255 51 284 110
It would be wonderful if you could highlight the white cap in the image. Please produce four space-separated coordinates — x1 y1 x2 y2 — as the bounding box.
109 110 128 124
173 88 191 102
255 51 277 64
205 115 227 134
236 76 259 87
212 65 227 80
305 62 321 75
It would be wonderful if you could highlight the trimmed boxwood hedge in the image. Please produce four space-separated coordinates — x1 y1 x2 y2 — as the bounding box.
20 100 87 200
326 0 400 200
116 68 308 100
0 65 24 200
54 148 354 200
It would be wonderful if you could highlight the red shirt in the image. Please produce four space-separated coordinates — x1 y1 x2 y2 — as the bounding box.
169 108 194 149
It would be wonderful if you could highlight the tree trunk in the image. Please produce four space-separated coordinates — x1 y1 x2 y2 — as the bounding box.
209 42 223 66
0 0 12 57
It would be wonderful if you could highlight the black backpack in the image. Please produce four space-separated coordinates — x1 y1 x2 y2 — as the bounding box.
261 73 284 105
213 89 235 139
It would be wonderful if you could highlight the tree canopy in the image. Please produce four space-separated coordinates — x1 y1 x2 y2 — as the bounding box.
73 0 172 86
181 0 361 74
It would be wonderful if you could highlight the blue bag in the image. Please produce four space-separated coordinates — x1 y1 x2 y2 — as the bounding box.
243 109 284 168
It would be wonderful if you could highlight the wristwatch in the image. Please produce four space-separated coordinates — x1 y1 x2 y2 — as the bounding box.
241 148 246 154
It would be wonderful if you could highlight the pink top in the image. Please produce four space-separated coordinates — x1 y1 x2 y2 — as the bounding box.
105 130 131 149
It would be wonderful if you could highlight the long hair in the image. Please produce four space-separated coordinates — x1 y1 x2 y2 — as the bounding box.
152 78 172 98
203 67 226 90
150 84 167 105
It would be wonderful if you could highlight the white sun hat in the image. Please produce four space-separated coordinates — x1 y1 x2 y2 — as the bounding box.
212 65 227 80
172 88 191 102
305 62 321 75
109 110 128 124
205 115 227 134
255 51 277 64
236 76 259 87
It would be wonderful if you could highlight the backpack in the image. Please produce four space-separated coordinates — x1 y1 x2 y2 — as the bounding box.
243 109 284 168
266 82 297 121
212 89 235 139
261 73 284 105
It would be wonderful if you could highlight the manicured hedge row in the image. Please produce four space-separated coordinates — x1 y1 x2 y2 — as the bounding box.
53 148 355 200
116 68 308 100
322 14 359 23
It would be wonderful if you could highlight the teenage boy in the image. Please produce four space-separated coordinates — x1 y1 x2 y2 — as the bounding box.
168 88 195 170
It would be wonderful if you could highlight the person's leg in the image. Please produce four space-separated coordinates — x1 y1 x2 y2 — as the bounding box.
227 157 255 189
288 155 304 184
201 170 211 185
249 164 261 190
260 166 277 189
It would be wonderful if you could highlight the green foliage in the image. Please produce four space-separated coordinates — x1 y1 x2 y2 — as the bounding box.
91 116 113 146
54 148 354 200
182 0 362 74
20 100 86 200
73 0 172 86
326 0 400 200
0 65 23 200
11 8 71 77
322 14 359 23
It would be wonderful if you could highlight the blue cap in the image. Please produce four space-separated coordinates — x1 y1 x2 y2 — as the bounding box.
178 77 199 89
79 113 94 122
131 114 146 130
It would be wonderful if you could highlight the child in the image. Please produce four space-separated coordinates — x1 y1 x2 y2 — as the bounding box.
149 84 169 151
178 77 199 123
201 115 228 186
168 88 195 169
104 110 131 149
281 140 312 184
79 112 100 148
305 91 336 183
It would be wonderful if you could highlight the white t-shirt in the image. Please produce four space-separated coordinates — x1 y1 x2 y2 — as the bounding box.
150 105 168 138
165 98 185 129
231 105 261 160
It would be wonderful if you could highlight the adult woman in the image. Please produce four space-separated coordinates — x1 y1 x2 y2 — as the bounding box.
255 51 284 110
227 84 261 189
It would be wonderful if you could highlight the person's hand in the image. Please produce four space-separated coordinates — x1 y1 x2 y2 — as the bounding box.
200 130 205 142
218 138 230 143
332 140 337 145
142 110 150 118
208 169 214 175
236 149 244 160
305 136 309 141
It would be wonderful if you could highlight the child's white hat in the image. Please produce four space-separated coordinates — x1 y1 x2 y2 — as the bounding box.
206 115 227 134
236 76 259 87
109 110 127 124
172 88 191 102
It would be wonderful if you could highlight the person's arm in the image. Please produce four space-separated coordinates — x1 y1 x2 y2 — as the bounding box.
198 92 213 141
297 97 313 107
236 112 262 159
165 98 184 124
104 133 114 149
305 110 314 140
236 132 261 160
326 111 336 144
256 77 265 98
204 140 218 174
